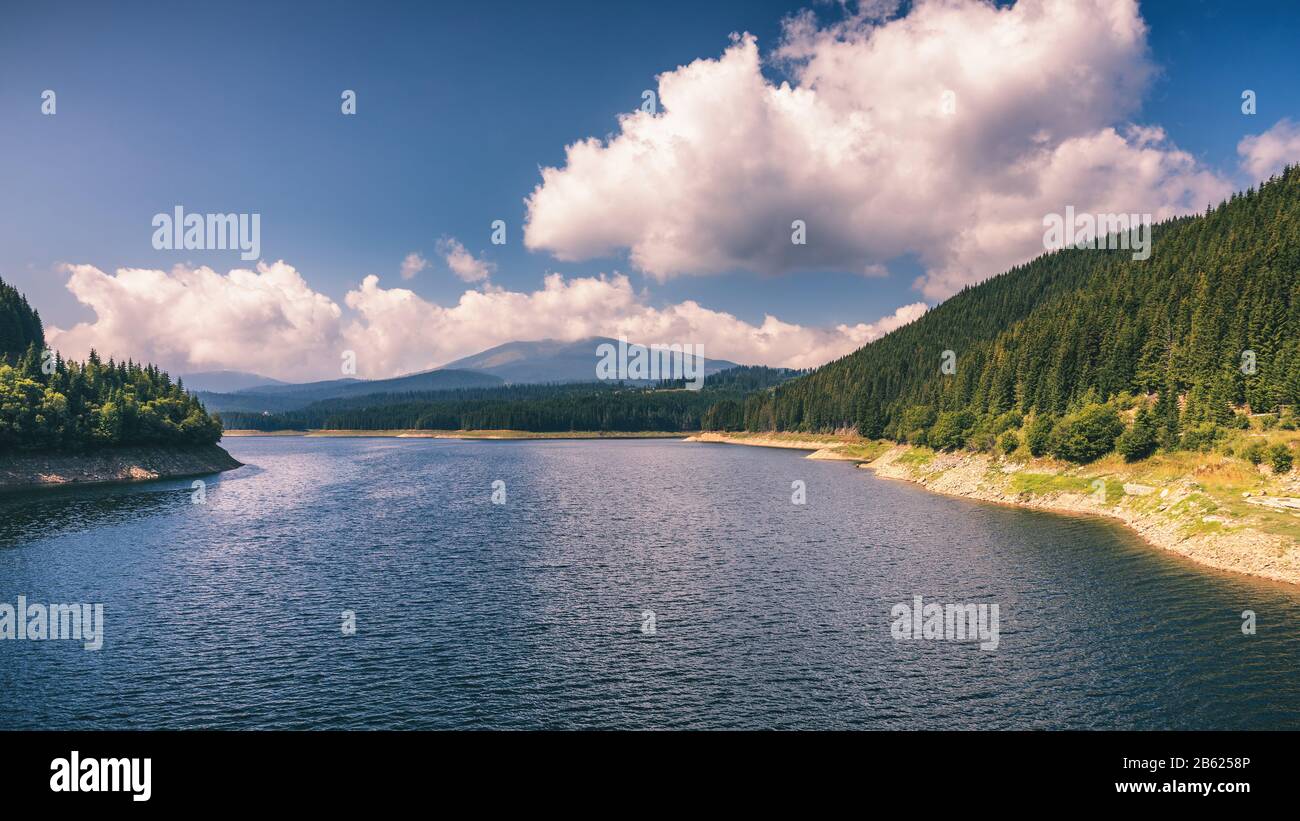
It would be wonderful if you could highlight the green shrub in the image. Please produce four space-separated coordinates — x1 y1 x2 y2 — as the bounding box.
998 430 1019 455
896 405 936 445
929 410 976 451
991 410 1023 434
1049 403 1123 463
1270 443 1293 475
1115 406 1158 461
1026 413 1056 457
1181 422 1222 452
1241 439 1268 465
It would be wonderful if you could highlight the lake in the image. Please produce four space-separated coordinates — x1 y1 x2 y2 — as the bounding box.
1 436 1298 729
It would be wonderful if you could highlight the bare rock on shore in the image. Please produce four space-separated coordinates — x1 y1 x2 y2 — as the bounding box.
0 444 243 493
862 445 1300 587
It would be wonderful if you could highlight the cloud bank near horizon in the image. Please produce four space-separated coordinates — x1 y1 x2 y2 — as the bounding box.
45 261 927 381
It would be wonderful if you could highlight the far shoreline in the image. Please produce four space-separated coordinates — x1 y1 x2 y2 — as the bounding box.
222 429 691 440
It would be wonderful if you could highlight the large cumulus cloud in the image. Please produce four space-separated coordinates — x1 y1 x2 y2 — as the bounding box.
523 0 1234 298
46 262 345 379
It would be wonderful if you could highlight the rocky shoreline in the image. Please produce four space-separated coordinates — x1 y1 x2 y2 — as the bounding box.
0 444 243 494
687 433 1300 587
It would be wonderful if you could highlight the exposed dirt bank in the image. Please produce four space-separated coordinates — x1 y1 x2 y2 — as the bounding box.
0 444 243 493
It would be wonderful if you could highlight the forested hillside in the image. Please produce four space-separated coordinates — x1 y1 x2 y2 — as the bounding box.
721 166 1300 462
0 275 223 453
0 276 43 361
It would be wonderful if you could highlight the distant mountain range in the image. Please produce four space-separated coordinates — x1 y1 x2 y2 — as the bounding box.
180 370 287 393
196 369 503 414
196 336 743 415
441 337 741 384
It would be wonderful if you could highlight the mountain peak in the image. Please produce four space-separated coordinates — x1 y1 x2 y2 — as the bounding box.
439 337 740 384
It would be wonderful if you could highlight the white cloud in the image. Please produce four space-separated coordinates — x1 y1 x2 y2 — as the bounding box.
523 0 1234 299
437 237 495 282
46 262 344 380
343 273 926 375
399 252 428 280
1239 119 1300 183
44 262 918 380
834 301 928 349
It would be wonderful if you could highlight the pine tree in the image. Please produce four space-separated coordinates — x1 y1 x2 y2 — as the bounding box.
1116 406 1158 461
856 397 884 439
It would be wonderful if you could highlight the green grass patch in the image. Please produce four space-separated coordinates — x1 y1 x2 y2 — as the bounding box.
831 441 892 461
1181 517 1226 537
1104 478 1125 505
1011 473 1094 496
897 447 935 466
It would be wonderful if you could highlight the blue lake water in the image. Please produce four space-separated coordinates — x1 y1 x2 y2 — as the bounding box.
1 436 1298 729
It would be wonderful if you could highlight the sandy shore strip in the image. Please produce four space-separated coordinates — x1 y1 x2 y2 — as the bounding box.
688 432 1300 587
686 431 888 461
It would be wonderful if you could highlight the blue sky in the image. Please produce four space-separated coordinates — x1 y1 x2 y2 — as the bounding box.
2 0 1298 378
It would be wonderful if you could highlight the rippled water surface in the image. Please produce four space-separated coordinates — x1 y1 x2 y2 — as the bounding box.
2 437 1298 729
